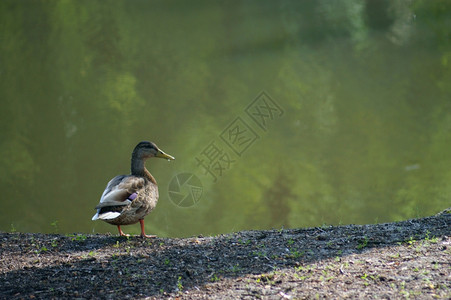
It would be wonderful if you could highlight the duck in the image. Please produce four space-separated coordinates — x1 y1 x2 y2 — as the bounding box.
92 141 174 237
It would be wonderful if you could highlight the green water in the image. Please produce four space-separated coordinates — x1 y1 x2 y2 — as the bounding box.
1 1 450 237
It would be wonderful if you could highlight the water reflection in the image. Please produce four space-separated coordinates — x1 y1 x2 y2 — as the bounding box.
0 0 450 237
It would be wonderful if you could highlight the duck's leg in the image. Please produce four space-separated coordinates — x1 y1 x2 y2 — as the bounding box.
139 219 156 238
117 225 129 237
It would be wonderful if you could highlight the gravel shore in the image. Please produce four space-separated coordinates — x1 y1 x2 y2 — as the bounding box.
1 209 450 299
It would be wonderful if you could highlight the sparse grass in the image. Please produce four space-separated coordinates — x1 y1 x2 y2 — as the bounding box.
210 274 220 282
0 211 449 299
252 250 266 258
81 250 97 259
230 264 242 273
405 236 416 245
238 238 251 245
424 230 439 245
36 246 48 253
65 233 87 242
176 276 183 292
356 236 369 250
288 249 304 259
256 273 275 285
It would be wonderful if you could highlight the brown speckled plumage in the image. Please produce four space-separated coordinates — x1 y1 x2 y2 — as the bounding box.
92 141 174 237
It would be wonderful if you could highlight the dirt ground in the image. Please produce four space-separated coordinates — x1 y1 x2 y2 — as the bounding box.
1 209 450 299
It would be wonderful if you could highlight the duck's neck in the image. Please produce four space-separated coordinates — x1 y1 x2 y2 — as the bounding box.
131 156 157 184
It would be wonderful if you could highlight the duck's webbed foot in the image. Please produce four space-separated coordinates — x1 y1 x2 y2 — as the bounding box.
139 219 156 238
117 225 130 237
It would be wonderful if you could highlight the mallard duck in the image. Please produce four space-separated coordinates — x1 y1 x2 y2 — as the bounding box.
92 141 174 237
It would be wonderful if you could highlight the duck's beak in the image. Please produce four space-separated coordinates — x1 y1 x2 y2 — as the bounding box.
156 149 175 161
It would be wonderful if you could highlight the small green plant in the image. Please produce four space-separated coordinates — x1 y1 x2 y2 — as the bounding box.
287 238 295 246
294 265 304 272
230 264 241 273
35 246 48 254
320 273 335 282
81 250 98 259
293 272 308 280
176 276 183 291
210 274 220 282
258 273 275 285
164 258 170 265
238 238 250 245
401 280 406 289
424 231 438 244
356 236 369 250
66 233 87 242
77 234 87 241
10 223 16 233
50 220 59 233
360 273 370 286
252 250 265 258
289 249 304 258
405 236 415 245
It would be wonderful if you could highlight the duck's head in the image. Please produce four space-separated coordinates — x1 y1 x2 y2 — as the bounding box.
133 141 175 161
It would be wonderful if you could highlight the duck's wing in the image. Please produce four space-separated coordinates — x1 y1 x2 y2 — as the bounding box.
92 175 146 220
